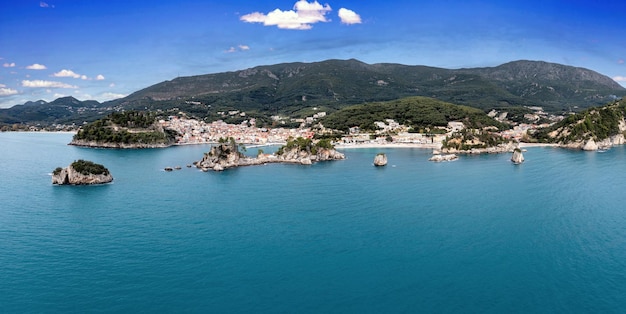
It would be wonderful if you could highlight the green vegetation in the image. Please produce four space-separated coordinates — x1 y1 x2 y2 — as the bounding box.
321 96 508 133
53 167 63 175
5 60 625 128
442 129 508 150
532 100 626 143
212 137 245 159
71 159 110 175
276 137 334 156
73 111 176 145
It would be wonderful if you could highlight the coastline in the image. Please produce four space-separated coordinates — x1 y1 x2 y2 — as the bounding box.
335 143 442 149
335 142 561 150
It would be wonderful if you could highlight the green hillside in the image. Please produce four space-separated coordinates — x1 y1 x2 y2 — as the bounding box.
3 59 624 127
320 96 508 132
531 99 626 143
72 111 176 145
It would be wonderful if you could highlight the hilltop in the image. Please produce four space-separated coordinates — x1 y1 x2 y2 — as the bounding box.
2 59 624 128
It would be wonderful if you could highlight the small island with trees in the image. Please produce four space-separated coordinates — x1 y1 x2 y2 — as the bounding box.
70 111 177 148
52 159 113 185
195 137 345 171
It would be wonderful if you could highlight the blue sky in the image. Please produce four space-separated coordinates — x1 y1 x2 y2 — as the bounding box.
1 0 625 108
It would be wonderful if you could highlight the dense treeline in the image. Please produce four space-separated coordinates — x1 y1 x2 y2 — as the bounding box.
532 100 625 143
442 129 508 150
321 96 508 132
276 137 333 155
71 159 110 175
73 111 174 144
108 111 157 128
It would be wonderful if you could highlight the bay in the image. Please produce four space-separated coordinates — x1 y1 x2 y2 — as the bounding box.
1 132 626 313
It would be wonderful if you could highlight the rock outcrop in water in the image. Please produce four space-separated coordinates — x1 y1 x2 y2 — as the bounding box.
429 153 459 162
511 148 525 164
373 153 388 166
52 160 113 185
196 137 345 172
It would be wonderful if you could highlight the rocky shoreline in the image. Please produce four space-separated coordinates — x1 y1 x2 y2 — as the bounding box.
195 141 345 172
52 161 113 185
440 142 520 154
69 139 172 149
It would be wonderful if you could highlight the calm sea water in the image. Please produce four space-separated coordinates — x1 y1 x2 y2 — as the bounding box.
1 132 626 313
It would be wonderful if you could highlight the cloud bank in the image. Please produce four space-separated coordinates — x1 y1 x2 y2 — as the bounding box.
22 80 77 89
0 88 19 96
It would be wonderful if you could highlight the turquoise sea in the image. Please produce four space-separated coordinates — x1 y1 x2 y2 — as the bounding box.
2 132 626 313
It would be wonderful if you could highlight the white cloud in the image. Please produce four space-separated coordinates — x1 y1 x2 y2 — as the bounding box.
22 80 77 89
53 69 81 78
0 88 19 96
26 63 47 70
0 84 5 87
100 92 127 101
96 74 105 80
109 83 115 87
3 62 16 68
338 8 361 25
53 93 67 98
238 45 250 51
240 0 332 30
40 2 54 8
81 75 89 80
225 47 237 53
619 59 625 65
613 76 626 82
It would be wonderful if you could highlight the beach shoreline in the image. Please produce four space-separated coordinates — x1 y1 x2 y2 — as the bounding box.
334 142 560 150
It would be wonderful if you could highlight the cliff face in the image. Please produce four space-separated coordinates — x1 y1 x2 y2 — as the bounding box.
373 153 388 166
52 165 113 185
511 149 525 164
196 143 245 171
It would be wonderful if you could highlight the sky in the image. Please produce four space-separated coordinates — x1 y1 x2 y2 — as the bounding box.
1 0 626 108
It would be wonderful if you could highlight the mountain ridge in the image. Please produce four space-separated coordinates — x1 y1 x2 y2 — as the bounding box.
2 59 624 126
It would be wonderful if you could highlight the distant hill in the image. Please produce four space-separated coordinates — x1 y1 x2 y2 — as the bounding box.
2 59 624 126
115 59 624 114
0 96 111 125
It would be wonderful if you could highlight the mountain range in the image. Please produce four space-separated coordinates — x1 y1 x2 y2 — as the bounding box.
1 59 624 126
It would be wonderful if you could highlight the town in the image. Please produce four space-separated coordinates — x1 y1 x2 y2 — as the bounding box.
160 106 564 147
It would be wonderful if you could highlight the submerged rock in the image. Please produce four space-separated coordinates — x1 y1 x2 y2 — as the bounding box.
373 153 388 166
